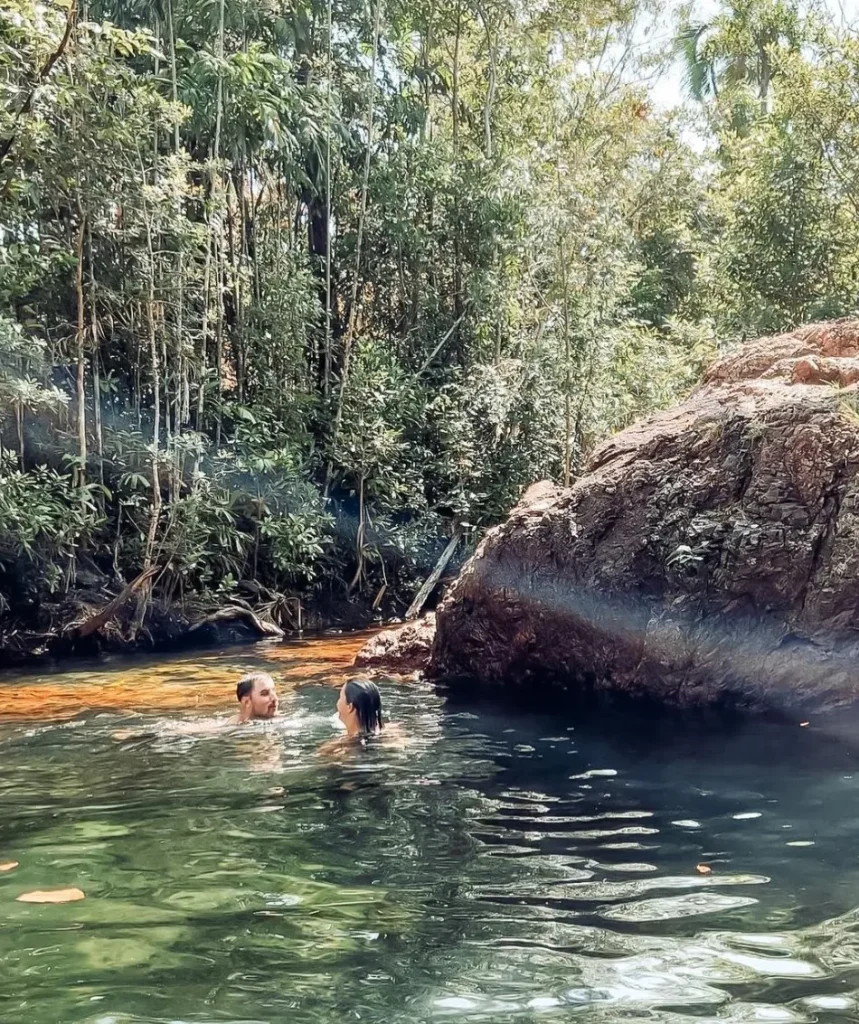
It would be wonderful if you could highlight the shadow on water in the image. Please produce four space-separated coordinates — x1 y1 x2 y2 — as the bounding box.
2 637 859 1023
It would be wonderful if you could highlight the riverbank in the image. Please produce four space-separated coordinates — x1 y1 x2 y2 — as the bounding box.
0 584 395 671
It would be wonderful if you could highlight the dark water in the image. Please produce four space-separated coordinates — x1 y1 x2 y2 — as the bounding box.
1 642 859 1023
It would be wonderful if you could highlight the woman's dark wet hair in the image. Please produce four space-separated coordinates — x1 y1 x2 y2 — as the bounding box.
344 678 384 735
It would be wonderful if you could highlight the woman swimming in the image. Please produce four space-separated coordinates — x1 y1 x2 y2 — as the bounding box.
319 678 405 756
337 678 384 740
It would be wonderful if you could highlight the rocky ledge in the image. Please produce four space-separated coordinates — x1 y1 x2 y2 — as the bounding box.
359 319 859 714
353 613 436 674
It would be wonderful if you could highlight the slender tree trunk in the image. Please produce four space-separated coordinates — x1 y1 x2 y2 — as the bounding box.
348 474 366 591
327 0 382 487
87 223 103 485
236 166 247 403
476 2 500 360
74 209 87 489
323 0 334 398
759 43 770 116
166 0 180 153
196 229 211 454
166 0 187 445
143 214 162 572
475 1 496 159
341 0 382 366
452 2 460 151
451 2 463 327
213 0 226 449
15 403 24 464
560 235 572 488
423 5 435 143
214 227 225 449
132 303 142 429
92 349 103 484
151 16 174 502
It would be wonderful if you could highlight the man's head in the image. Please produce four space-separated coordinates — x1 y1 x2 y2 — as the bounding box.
236 672 279 721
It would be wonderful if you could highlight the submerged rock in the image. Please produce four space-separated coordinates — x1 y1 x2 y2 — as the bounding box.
428 320 859 713
354 613 436 673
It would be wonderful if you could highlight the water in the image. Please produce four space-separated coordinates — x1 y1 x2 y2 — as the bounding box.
2 637 859 1024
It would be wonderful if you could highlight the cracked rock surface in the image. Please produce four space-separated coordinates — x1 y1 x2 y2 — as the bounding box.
427 320 859 712
353 613 436 674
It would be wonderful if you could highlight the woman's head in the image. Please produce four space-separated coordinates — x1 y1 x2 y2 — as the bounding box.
337 678 383 737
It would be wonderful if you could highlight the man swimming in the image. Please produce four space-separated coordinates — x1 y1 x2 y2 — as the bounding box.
233 672 279 723
112 671 281 744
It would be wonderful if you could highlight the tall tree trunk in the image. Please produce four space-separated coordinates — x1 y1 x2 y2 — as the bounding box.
86 222 103 485
475 0 496 159
166 0 187 444
559 234 572 488
194 228 211 476
476 1 500 360
451 2 463 328
327 0 382 484
214 226 225 449
74 208 87 490
213 0 226 449
341 0 382 365
323 0 334 397
166 0 180 153
15 402 24 464
236 165 247 403
143 214 162 572
758 41 771 116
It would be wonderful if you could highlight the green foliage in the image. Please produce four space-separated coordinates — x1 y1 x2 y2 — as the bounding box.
0 455 103 580
2 0 855 627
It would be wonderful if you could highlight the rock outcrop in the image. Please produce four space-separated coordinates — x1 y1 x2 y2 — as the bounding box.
427 320 859 713
353 613 436 673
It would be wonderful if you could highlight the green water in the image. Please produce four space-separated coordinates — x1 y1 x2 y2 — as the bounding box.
2 642 859 1023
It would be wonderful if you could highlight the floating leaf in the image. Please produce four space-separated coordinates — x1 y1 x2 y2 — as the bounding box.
16 887 85 903
0 862 18 872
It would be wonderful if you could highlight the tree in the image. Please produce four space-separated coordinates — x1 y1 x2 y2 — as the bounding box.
0 0 759 641
676 0 804 125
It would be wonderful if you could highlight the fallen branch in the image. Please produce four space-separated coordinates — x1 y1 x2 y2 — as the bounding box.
74 566 159 639
416 303 472 377
188 605 285 639
405 528 462 620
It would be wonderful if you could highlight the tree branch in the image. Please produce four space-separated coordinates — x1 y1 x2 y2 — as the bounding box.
0 1 77 168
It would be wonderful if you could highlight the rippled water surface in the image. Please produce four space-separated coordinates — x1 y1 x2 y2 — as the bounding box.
2 637 859 1024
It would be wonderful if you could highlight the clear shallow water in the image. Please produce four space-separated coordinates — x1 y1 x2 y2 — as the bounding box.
2 640 859 1023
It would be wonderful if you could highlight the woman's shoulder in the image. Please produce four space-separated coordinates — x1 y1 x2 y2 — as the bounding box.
316 723 407 758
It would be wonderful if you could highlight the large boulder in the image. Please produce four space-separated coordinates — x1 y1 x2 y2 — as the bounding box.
428 320 859 714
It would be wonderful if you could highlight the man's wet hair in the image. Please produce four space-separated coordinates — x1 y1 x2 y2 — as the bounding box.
236 672 275 702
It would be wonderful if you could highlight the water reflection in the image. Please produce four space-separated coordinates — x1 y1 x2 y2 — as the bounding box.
1 640 858 1022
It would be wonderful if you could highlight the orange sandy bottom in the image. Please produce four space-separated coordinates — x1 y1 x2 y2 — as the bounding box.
0 633 375 723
